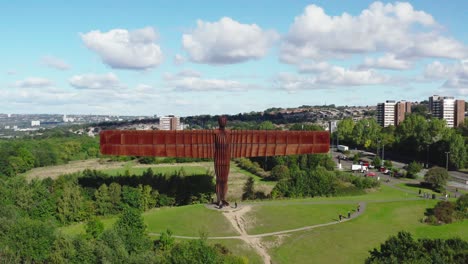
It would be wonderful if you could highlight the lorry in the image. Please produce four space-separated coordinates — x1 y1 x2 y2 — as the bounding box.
352 164 368 173
337 145 349 152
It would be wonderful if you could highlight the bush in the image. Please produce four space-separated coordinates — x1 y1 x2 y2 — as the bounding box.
433 201 455 224
406 161 423 179
270 165 290 181
424 166 449 192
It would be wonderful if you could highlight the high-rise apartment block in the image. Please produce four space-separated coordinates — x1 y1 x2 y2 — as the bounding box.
159 116 182 130
429 95 465 127
377 100 411 127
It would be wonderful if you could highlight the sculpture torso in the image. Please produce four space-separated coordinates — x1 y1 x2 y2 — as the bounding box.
214 128 231 206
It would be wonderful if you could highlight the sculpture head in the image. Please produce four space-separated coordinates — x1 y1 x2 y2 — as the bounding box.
218 116 227 129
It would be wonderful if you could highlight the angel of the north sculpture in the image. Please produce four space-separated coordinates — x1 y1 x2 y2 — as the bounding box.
100 116 330 207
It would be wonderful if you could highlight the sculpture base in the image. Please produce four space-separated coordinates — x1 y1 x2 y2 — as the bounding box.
205 203 244 212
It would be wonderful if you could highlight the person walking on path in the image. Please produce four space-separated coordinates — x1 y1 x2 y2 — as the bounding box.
339 214 342 222
347 211 351 219
357 205 360 212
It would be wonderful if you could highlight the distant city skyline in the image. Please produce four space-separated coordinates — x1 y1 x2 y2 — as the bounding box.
1 1 467 116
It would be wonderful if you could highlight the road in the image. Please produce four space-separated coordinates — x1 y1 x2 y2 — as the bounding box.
331 149 468 190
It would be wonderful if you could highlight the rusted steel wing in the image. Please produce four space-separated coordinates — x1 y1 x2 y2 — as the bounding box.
100 130 215 158
229 130 329 158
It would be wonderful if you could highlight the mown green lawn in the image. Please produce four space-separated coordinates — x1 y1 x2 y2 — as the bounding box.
267 200 467 264
245 203 358 235
60 204 236 237
143 204 236 237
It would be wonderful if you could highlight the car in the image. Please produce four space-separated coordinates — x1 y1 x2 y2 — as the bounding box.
368 164 375 169
366 172 376 177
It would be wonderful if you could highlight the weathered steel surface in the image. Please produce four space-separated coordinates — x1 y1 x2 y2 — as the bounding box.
100 130 329 158
100 117 330 206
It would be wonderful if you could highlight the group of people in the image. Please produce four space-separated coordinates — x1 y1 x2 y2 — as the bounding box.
339 205 360 222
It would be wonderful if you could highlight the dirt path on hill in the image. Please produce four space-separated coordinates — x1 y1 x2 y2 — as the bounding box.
223 205 271 264
149 201 368 263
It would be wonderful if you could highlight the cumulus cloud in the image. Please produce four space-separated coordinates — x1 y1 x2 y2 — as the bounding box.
69 73 124 89
164 70 256 91
13 77 53 88
41 56 71 70
360 54 413 70
81 27 163 70
174 54 186 65
275 64 391 92
425 60 468 95
183 17 279 64
281 2 468 64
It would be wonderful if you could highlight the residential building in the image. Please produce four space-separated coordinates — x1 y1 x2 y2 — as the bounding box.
31 120 40 126
159 115 182 130
455 99 466 127
395 101 412 126
429 95 465 127
377 100 411 127
377 100 396 127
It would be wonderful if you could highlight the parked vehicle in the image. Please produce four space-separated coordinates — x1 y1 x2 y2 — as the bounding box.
366 172 376 177
352 164 368 173
337 145 349 152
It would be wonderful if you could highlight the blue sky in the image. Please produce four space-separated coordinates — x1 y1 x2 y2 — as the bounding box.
1 0 467 116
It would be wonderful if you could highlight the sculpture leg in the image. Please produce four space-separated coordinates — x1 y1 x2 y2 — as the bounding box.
215 164 230 207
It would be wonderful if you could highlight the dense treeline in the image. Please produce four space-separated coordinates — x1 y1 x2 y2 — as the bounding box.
0 203 244 263
0 135 99 176
336 115 468 169
366 231 468 264
0 168 214 226
271 168 380 198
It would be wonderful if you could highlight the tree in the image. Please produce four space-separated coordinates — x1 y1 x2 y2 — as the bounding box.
372 156 382 167
95 184 112 215
271 165 290 181
289 123 323 131
384 160 393 168
85 217 104 239
242 177 255 200
6 218 56 262
455 194 468 218
433 201 455 224
56 182 87 224
424 166 449 192
258 121 275 130
157 229 175 251
114 207 151 254
406 161 423 179
337 118 355 144
366 231 468 264
108 182 122 213
366 231 429 264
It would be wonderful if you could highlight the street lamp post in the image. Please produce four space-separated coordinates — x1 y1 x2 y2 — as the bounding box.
426 145 429 168
445 152 450 171
382 144 385 167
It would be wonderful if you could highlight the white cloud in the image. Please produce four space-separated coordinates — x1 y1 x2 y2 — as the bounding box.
164 70 256 92
183 17 279 64
281 2 468 64
41 56 71 70
360 54 412 70
425 60 468 95
275 64 390 91
163 69 202 80
13 77 53 88
81 27 163 70
174 54 186 65
69 73 124 89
